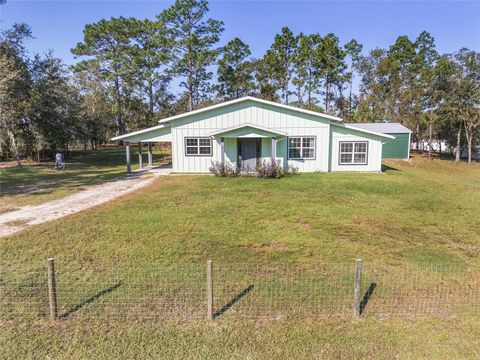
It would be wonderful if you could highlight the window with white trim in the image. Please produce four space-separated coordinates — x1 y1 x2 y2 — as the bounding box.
339 141 368 165
288 137 315 159
185 137 212 156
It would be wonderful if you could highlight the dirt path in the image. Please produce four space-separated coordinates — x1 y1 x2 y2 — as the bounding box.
0 169 168 237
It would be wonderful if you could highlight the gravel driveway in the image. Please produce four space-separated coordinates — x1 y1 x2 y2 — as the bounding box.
0 169 169 237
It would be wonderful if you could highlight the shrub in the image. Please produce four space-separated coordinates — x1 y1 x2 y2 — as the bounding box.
210 160 298 178
255 160 298 179
209 161 238 177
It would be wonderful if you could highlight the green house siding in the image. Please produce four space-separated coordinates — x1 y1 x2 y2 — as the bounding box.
383 133 410 159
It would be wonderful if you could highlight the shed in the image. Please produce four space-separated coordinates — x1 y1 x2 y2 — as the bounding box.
349 123 412 160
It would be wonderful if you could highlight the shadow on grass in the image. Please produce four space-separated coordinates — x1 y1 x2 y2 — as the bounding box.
381 164 401 172
0 148 169 199
214 284 254 319
59 282 122 319
360 282 376 315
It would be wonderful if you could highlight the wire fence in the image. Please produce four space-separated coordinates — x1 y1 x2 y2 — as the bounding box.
1 260 479 323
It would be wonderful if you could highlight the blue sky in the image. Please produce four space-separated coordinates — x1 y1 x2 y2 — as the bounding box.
2 0 479 65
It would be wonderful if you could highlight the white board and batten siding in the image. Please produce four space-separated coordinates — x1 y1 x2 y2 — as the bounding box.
113 97 392 173
329 125 384 172
171 100 331 173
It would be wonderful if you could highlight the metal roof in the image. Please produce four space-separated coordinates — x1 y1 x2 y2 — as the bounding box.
347 122 412 134
157 96 343 124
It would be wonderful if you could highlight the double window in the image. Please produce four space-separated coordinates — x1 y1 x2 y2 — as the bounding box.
288 137 315 159
185 137 212 156
339 141 368 165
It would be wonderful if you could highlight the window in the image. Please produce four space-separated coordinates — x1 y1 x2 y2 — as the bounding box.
339 141 368 165
288 137 316 159
185 137 212 156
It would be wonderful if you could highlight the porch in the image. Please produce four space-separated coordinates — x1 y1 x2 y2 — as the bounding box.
209 123 287 172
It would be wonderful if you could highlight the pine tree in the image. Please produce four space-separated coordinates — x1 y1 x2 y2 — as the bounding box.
159 0 224 111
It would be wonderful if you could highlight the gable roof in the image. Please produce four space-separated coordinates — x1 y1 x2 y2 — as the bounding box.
111 97 396 142
208 123 287 137
348 122 412 134
157 96 343 125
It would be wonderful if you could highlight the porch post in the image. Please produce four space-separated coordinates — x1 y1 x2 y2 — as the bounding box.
147 142 153 167
220 137 225 166
125 142 131 174
271 137 276 164
138 142 143 170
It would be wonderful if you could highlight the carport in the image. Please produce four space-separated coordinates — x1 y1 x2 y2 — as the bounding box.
111 123 172 173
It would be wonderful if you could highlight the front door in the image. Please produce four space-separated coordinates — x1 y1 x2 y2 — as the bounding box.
238 139 259 171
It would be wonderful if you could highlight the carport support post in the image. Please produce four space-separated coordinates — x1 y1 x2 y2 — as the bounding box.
125 142 131 174
207 260 213 320
47 258 58 321
138 142 143 170
220 137 225 166
271 138 276 164
354 259 362 318
147 142 153 167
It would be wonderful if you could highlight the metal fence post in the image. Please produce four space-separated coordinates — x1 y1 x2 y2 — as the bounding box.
47 258 58 321
354 259 362 317
207 260 213 320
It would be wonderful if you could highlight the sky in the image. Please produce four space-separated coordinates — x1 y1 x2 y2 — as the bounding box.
1 0 479 66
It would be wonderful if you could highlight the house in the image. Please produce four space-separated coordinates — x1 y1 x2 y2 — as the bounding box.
348 123 412 160
112 96 395 173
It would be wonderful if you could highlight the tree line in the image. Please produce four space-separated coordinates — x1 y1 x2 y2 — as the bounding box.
1 0 479 165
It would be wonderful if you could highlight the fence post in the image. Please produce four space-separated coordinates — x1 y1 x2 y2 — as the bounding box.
47 258 58 321
207 260 213 320
353 259 362 318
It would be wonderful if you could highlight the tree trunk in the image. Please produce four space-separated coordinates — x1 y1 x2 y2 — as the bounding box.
428 109 433 160
415 123 420 151
428 121 432 160
465 126 472 164
188 83 193 112
114 74 123 136
15 147 20 167
349 77 353 121
147 77 155 122
467 141 472 164
325 79 330 114
285 79 289 105
455 123 462 162
7 130 21 167
187 54 193 112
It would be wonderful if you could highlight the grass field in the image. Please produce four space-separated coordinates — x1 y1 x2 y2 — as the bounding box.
0 147 169 213
1 151 479 359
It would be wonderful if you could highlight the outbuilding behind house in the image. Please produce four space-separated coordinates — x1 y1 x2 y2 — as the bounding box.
349 123 411 160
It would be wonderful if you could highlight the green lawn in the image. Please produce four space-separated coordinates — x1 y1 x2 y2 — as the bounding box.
1 152 479 359
0 147 169 213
